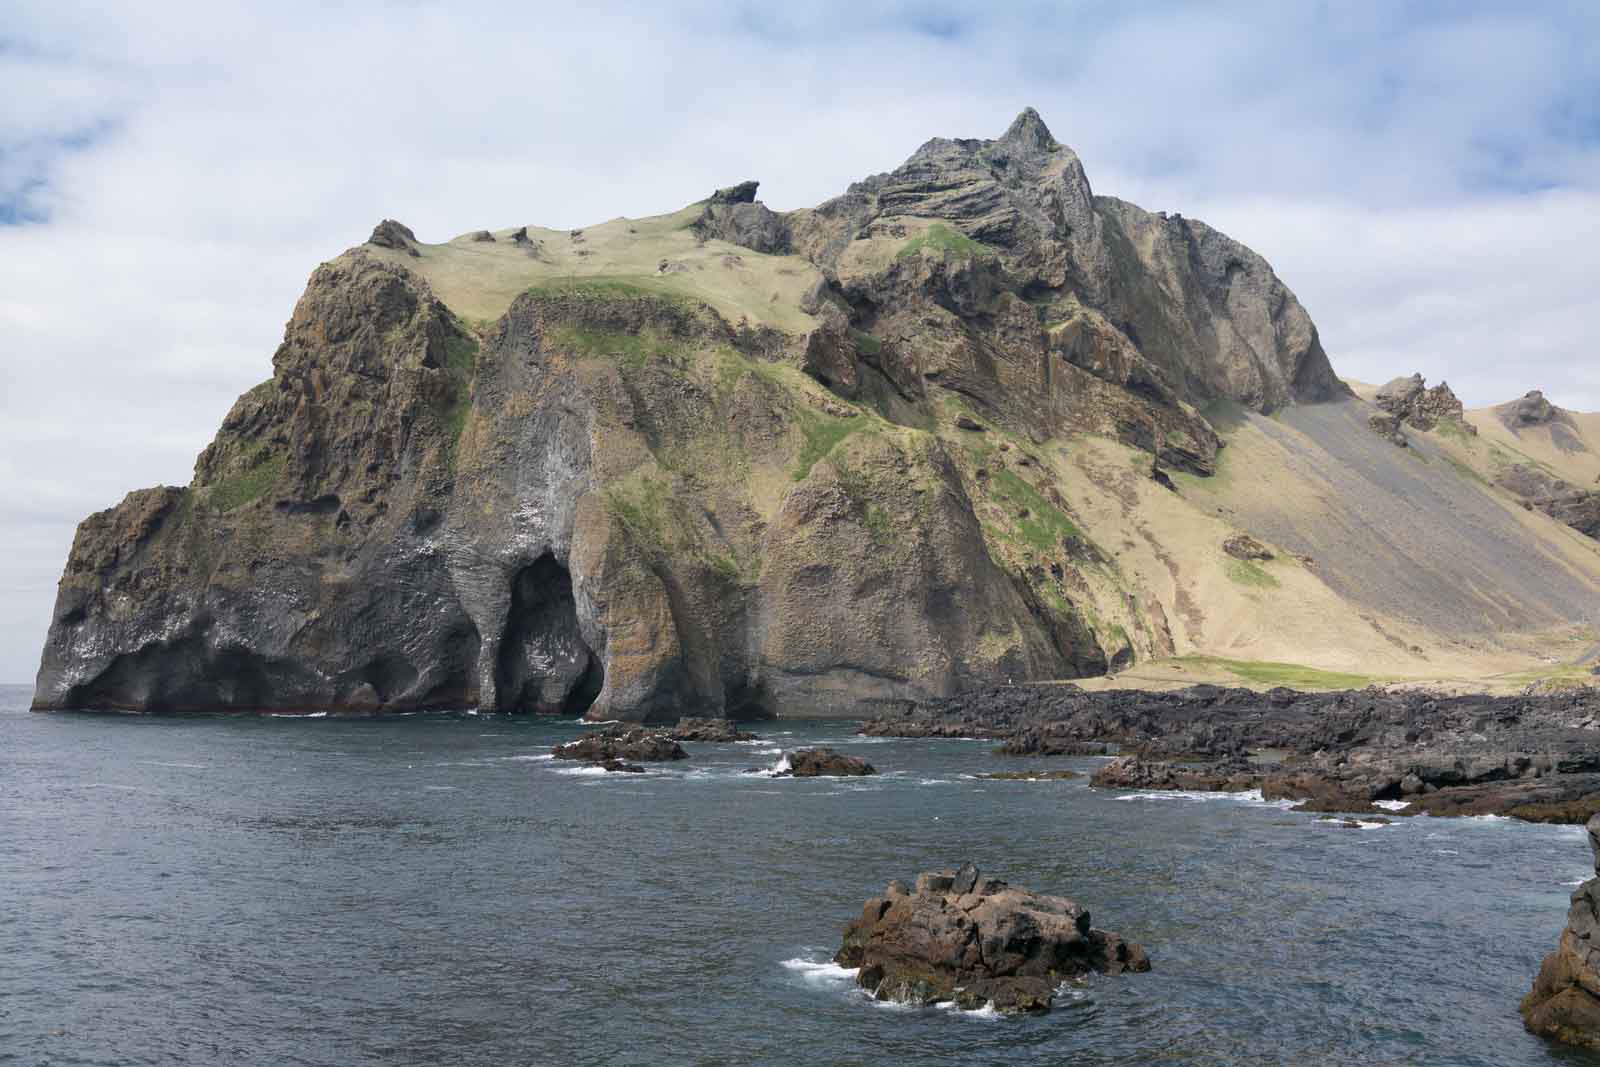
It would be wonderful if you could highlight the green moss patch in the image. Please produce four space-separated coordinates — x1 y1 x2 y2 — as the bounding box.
1224 557 1280 589
897 223 990 261
792 411 866 482
989 468 1081 553
207 449 285 513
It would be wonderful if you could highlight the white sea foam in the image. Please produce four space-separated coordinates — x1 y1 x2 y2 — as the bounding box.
502 754 555 762
1356 820 1390 830
550 764 611 777
780 957 857 983
268 711 328 718
1373 799 1412 812
1114 788 1292 809
936 999 1002 1020
423 785 458 792
1434 849 1460 855
1562 879 1587 887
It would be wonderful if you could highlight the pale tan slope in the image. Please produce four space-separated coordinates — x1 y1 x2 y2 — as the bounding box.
363 206 823 333
1039 396 1600 691
1466 402 1600 488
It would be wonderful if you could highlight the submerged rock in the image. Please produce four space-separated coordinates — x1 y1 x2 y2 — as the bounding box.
833 863 1149 1013
776 748 875 777
1522 814 1600 1048
551 727 687 764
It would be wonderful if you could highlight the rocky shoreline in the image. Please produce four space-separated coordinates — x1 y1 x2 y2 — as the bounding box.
862 683 1600 822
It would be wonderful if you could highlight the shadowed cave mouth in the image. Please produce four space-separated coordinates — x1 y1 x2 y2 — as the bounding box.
494 553 602 716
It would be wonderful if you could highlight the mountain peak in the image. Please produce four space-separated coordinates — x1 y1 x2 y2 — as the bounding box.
999 107 1057 152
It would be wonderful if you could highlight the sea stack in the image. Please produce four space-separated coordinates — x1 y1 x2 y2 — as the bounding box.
1521 813 1600 1047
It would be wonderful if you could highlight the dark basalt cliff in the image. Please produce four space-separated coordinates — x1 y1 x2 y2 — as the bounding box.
33 110 1345 719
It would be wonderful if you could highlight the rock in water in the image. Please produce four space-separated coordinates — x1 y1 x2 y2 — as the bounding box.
833 864 1149 1013
550 728 687 764
667 717 758 743
1523 814 1600 1047
775 748 875 777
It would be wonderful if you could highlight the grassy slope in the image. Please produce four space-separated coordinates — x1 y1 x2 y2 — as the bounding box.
364 208 1600 694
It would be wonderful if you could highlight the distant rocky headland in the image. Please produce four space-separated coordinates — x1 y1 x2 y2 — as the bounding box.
31 109 1600 718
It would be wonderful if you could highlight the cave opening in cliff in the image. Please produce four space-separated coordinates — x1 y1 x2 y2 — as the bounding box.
495 553 603 716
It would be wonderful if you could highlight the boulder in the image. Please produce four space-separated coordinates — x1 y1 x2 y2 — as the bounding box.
777 747 876 777
551 727 687 764
367 219 420 257
833 863 1149 1013
1222 534 1274 561
1522 813 1600 1048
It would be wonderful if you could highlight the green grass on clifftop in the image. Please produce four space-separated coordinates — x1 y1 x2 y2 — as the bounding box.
897 223 990 260
207 450 284 513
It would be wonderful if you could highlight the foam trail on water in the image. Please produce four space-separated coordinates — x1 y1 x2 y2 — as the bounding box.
780 957 857 983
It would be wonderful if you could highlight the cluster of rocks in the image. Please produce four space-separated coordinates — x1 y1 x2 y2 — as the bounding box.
865 683 1600 821
1522 814 1600 1048
551 727 688 772
1371 373 1476 442
833 863 1148 1014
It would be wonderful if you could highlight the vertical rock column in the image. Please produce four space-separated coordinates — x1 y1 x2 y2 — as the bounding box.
1522 813 1600 1047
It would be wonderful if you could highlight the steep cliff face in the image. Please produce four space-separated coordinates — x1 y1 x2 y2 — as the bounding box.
36 110 1358 719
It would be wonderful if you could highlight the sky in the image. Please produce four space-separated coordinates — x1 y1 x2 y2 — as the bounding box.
1 1 1598 682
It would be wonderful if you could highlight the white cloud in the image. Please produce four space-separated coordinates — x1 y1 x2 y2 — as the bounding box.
1 0 1598 679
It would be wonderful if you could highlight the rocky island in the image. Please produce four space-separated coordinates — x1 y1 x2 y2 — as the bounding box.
31 109 1600 719
833 862 1148 1013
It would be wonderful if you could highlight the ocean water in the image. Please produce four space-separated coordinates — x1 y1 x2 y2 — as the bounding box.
2 682 1595 1067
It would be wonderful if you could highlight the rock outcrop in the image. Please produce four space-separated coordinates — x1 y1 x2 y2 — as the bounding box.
775 748 875 777
33 109 1354 719
1522 814 1600 1048
866 683 1600 821
1495 464 1600 541
667 717 759 743
1374 374 1475 434
550 727 687 763
833 863 1149 1013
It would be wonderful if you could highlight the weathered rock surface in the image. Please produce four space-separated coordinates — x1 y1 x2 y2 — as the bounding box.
777 748 875 777
1221 534 1273 561
1495 463 1600 541
551 727 687 764
1522 814 1600 1048
1374 373 1475 434
833 863 1148 1013
667 717 759 743
34 110 1354 719
867 683 1600 821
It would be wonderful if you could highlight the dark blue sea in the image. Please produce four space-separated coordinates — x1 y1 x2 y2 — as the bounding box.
3 683 1595 1066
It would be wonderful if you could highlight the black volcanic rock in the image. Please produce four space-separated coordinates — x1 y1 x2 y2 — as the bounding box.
867 683 1600 821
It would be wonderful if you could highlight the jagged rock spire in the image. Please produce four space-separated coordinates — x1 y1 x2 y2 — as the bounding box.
999 107 1057 153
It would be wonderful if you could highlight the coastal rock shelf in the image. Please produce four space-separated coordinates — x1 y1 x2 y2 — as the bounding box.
864 683 1600 822
833 863 1149 1014
1522 814 1600 1047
